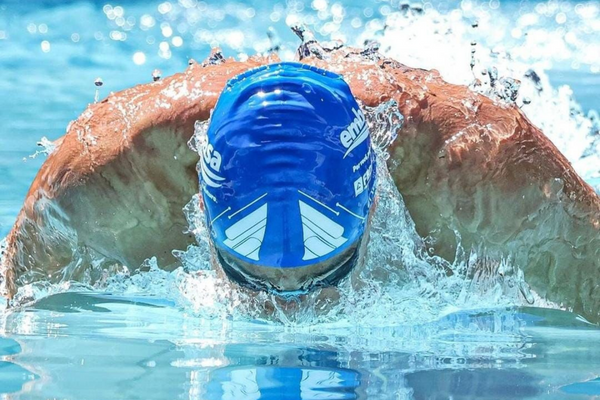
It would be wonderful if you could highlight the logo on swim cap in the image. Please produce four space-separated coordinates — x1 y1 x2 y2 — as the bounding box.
340 108 368 158
199 62 376 270
200 144 224 188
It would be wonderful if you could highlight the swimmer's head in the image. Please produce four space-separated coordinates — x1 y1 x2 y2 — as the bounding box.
199 62 376 294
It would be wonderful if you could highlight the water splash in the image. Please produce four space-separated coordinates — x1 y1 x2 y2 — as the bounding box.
361 40 382 61
364 99 403 158
2 99 542 325
202 49 226 67
266 26 281 53
364 5 599 191
292 25 326 60
24 136 57 161
3 2 595 323
64 103 538 327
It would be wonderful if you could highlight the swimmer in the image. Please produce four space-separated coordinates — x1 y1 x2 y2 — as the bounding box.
1 46 598 321
198 62 375 293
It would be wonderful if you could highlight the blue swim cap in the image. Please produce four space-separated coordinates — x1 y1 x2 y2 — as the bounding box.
199 62 376 282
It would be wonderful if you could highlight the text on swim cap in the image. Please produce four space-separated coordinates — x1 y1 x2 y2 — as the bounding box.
354 162 373 197
203 143 222 171
352 146 372 173
201 143 225 188
340 108 369 159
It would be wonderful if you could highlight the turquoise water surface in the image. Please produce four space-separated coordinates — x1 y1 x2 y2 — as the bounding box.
0 0 599 398
2 292 600 399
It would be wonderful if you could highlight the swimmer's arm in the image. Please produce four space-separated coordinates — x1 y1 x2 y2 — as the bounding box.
1 56 273 298
386 62 599 321
311 52 599 321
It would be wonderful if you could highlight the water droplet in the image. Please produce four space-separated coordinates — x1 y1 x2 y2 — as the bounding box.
524 69 543 92
290 24 307 42
152 69 162 81
411 4 424 14
489 67 498 87
321 40 344 52
301 82 314 94
93 78 104 102
188 58 196 66
470 41 477 46
202 49 225 67
364 99 403 156
364 40 380 52
472 21 479 28
361 40 381 61
497 77 521 103
519 280 535 304
266 26 281 53
291 25 325 61
522 97 531 105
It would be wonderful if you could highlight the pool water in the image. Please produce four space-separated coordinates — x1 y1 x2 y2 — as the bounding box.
1 0 599 398
2 292 600 399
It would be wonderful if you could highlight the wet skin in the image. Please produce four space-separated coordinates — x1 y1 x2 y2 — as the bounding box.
1 48 598 322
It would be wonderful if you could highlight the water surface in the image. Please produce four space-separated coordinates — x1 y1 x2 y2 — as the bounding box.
2 292 600 399
0 0 599 399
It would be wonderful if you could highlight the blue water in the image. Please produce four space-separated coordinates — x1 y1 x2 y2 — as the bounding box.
1 0 599 398
2 292 600 399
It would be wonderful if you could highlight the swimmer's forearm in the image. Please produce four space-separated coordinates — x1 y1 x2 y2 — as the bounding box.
2 55 274 296
335 53 599 319
306 50 598 319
